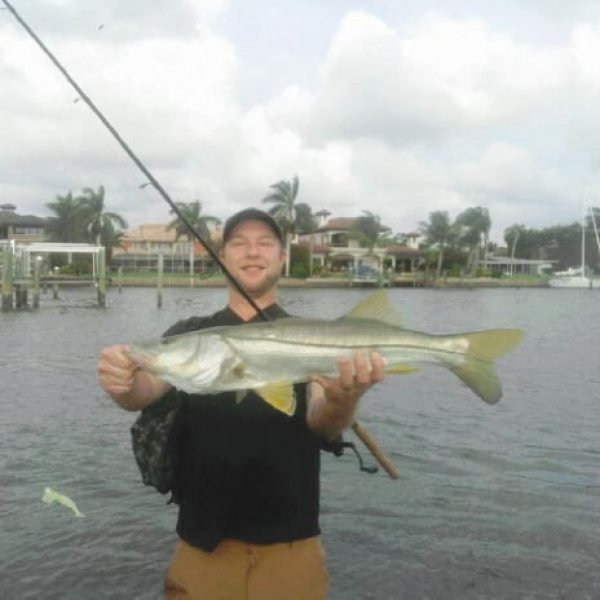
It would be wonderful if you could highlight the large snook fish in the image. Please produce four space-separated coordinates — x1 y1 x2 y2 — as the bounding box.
126 290 523 416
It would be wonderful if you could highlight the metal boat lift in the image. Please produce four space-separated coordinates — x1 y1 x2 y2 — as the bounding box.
1 241 106 310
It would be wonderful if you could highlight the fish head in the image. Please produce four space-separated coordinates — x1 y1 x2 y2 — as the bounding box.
127 332 200 376
126 331 234 392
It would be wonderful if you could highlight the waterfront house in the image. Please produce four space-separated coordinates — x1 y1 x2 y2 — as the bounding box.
0 204 47 243
111 223 217 273
477 256 555 276
296 213 425 275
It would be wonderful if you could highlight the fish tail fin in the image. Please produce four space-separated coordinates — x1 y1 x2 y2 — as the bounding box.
450 329 524 404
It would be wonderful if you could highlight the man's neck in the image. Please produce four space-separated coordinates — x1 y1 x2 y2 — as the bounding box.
227 290 278 321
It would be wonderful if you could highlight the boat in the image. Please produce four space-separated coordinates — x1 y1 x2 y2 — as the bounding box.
549 206 600 289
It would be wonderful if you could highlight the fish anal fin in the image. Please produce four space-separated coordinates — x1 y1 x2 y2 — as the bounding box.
386 364 419 375
255 382 296 416
340 290 402 327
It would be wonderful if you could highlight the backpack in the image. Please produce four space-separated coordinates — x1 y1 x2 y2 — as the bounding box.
130 389 183 498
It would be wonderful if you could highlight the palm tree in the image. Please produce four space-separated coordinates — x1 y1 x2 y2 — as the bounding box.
262 175 308 276
456 206 491 274
99 220 125 264
419 211 457 278
504 223 527 275
294 203 317 276
350 211 388 253
167 200 221 241
45 191 86 242
78 186 128 245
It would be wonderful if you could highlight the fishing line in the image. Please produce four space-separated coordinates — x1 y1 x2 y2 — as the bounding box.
2 0 399 479
0 0 268 320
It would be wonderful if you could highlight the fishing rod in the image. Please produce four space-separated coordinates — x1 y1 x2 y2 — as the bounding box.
2 0 399 480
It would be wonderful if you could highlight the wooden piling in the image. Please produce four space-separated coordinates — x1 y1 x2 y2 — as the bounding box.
32 257 41 309
1 244 14 312
117 266 123 293
189 242 194 288
97 247 106 307
52 266 59 300
15 284 28 309
157 253 163 309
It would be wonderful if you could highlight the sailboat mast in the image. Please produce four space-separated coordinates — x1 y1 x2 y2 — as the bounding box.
591 207 600 256
582 206 586 276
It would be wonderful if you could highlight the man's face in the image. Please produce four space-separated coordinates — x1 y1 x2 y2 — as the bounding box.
221 219 286 298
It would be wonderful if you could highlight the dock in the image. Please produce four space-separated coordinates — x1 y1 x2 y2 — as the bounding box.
1 241 106 311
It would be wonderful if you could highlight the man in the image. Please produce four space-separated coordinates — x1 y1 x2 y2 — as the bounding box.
97 208 385 599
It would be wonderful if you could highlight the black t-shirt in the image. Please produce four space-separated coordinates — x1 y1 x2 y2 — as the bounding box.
164 304 322 552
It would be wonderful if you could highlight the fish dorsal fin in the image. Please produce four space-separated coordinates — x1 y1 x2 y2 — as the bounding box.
340 290 402 327
255 382 296 416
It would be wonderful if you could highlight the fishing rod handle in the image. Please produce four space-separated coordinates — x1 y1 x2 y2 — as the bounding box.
351 421 399 480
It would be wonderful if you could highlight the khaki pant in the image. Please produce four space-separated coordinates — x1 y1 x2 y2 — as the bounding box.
164 536 329 600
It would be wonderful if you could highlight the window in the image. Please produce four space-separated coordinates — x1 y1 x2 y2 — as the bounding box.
14 226 44 235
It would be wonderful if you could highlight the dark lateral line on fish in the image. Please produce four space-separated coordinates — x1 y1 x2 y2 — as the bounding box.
1 0 268 321
3 0 399 479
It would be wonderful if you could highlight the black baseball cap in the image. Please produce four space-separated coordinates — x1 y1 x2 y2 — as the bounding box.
222 208 284 245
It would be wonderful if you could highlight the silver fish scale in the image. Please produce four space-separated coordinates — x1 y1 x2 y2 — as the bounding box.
213 319 470 389
224 318 432 349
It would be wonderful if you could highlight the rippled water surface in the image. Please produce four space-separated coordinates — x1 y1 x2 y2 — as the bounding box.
1 286 599 599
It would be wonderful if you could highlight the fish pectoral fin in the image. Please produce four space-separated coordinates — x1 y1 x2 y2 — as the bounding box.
255 382 296 416
235 390 248 404
340 289 403 327
386 364 419 375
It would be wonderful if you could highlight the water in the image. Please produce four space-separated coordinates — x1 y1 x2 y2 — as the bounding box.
1 286 599 599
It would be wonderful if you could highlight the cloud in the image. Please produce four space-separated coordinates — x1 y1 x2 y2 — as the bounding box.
244 9 592 237
0 2 239 224
301 11 467 145
2 2 599 244
6 0 229 38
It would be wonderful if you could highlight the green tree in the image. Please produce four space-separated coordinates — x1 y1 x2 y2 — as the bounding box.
45 191 86 242
99 220 125 264
419 211 458 278
78 186 127 245
378 230 404 246
293 203 317 276
350 211 389 254
456 206 491 274
167 200 221 241
503 224 527 274
262 175 310 276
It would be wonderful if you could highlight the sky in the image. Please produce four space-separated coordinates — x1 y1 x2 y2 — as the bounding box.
3 0 600 243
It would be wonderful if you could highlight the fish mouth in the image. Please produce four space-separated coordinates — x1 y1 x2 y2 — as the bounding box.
126 344 158 369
